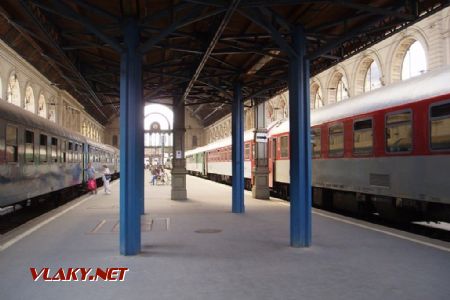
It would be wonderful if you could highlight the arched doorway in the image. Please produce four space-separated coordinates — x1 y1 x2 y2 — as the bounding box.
144 104 173 167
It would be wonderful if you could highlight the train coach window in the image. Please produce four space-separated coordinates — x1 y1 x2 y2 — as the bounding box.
6 125 18 163
430 102 450 150
61 141 67 163
89 147 93 162
386 111 412 153
25 130 34 163
280 136 289 158
311 128 321 158
79 144 83 162
40 134 48 163
329 124 344 157
51 137 58 163
74 143 79 162
353 119 373 155
68 142 73 163
244 144 251 160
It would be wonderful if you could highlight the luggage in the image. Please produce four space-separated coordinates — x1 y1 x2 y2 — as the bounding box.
87 179 97 191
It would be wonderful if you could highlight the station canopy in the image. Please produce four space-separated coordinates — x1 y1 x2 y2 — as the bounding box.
0 0 447 125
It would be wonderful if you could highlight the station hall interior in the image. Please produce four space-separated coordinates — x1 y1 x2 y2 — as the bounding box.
0 1 450 298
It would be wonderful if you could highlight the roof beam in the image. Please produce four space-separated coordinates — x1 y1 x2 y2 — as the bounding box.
31 0 122 52
181 0 241 104
308 8 406 59
139 5 227 53
71 0 120 22
20 0 109 119
238 8 297 58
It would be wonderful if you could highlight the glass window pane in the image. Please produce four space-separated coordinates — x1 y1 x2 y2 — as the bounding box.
280 136 289 158
336 79 349 102
40 134 47 162
25 130 34 163
386 112 412 152
244 144 250 160
364 61 382 92
312 128 321 158
353 119 373 154
402 41 427 80
51 137 58 162
431 103 450 150
329 124 344 157
6 125 17 146
6 125 18 163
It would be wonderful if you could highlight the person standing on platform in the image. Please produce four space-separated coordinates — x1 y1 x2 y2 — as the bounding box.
151 166 158 185
102 165 112 194
86 162 97 194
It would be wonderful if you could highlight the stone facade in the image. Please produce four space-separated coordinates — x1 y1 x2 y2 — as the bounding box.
0 39 104 143
311 7 450 108
204 106 255 145
185 108 205 150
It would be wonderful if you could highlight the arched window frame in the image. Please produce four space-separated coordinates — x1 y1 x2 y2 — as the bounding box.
38 94 47 118
327 69 350 104
401 40 427 80
390 33 428 83
310 81 323 110
24 84 35 112
364 60 382 92
7 72 21 107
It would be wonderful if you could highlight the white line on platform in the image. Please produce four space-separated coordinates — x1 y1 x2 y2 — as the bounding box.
273 200 450 253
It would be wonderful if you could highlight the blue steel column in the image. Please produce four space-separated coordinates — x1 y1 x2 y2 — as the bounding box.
232 82 245 213
288 25 312 247
120 19 142 255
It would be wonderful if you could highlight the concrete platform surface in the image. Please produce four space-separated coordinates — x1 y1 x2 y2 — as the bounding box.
1 173 449 300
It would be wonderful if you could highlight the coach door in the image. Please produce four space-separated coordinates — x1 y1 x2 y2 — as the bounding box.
268 138 276 188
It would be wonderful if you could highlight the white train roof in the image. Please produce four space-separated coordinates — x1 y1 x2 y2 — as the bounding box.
0 98 118 153
270 66 450 136
185 129 255 156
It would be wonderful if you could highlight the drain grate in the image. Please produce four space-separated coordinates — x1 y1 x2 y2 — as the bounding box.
195 229 222 234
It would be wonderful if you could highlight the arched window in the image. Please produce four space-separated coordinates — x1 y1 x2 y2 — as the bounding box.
310 83 323 110
24 85 35 112
336 78 349 102
112 135 118 146
402 41 427 80
38 94 47 118
192 135 198 147
47 101 56 122
328 71 349 103
7 73 21 106
364 61 382 92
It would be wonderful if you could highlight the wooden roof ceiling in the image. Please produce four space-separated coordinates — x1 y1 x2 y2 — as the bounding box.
0 0 448 125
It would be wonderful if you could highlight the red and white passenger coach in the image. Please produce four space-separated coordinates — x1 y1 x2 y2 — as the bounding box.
187 66 450 221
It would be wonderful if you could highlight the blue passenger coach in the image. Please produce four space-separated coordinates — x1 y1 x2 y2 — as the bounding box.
0 100 119 207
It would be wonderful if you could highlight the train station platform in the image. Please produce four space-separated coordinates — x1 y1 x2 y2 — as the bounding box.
1 174 449 300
